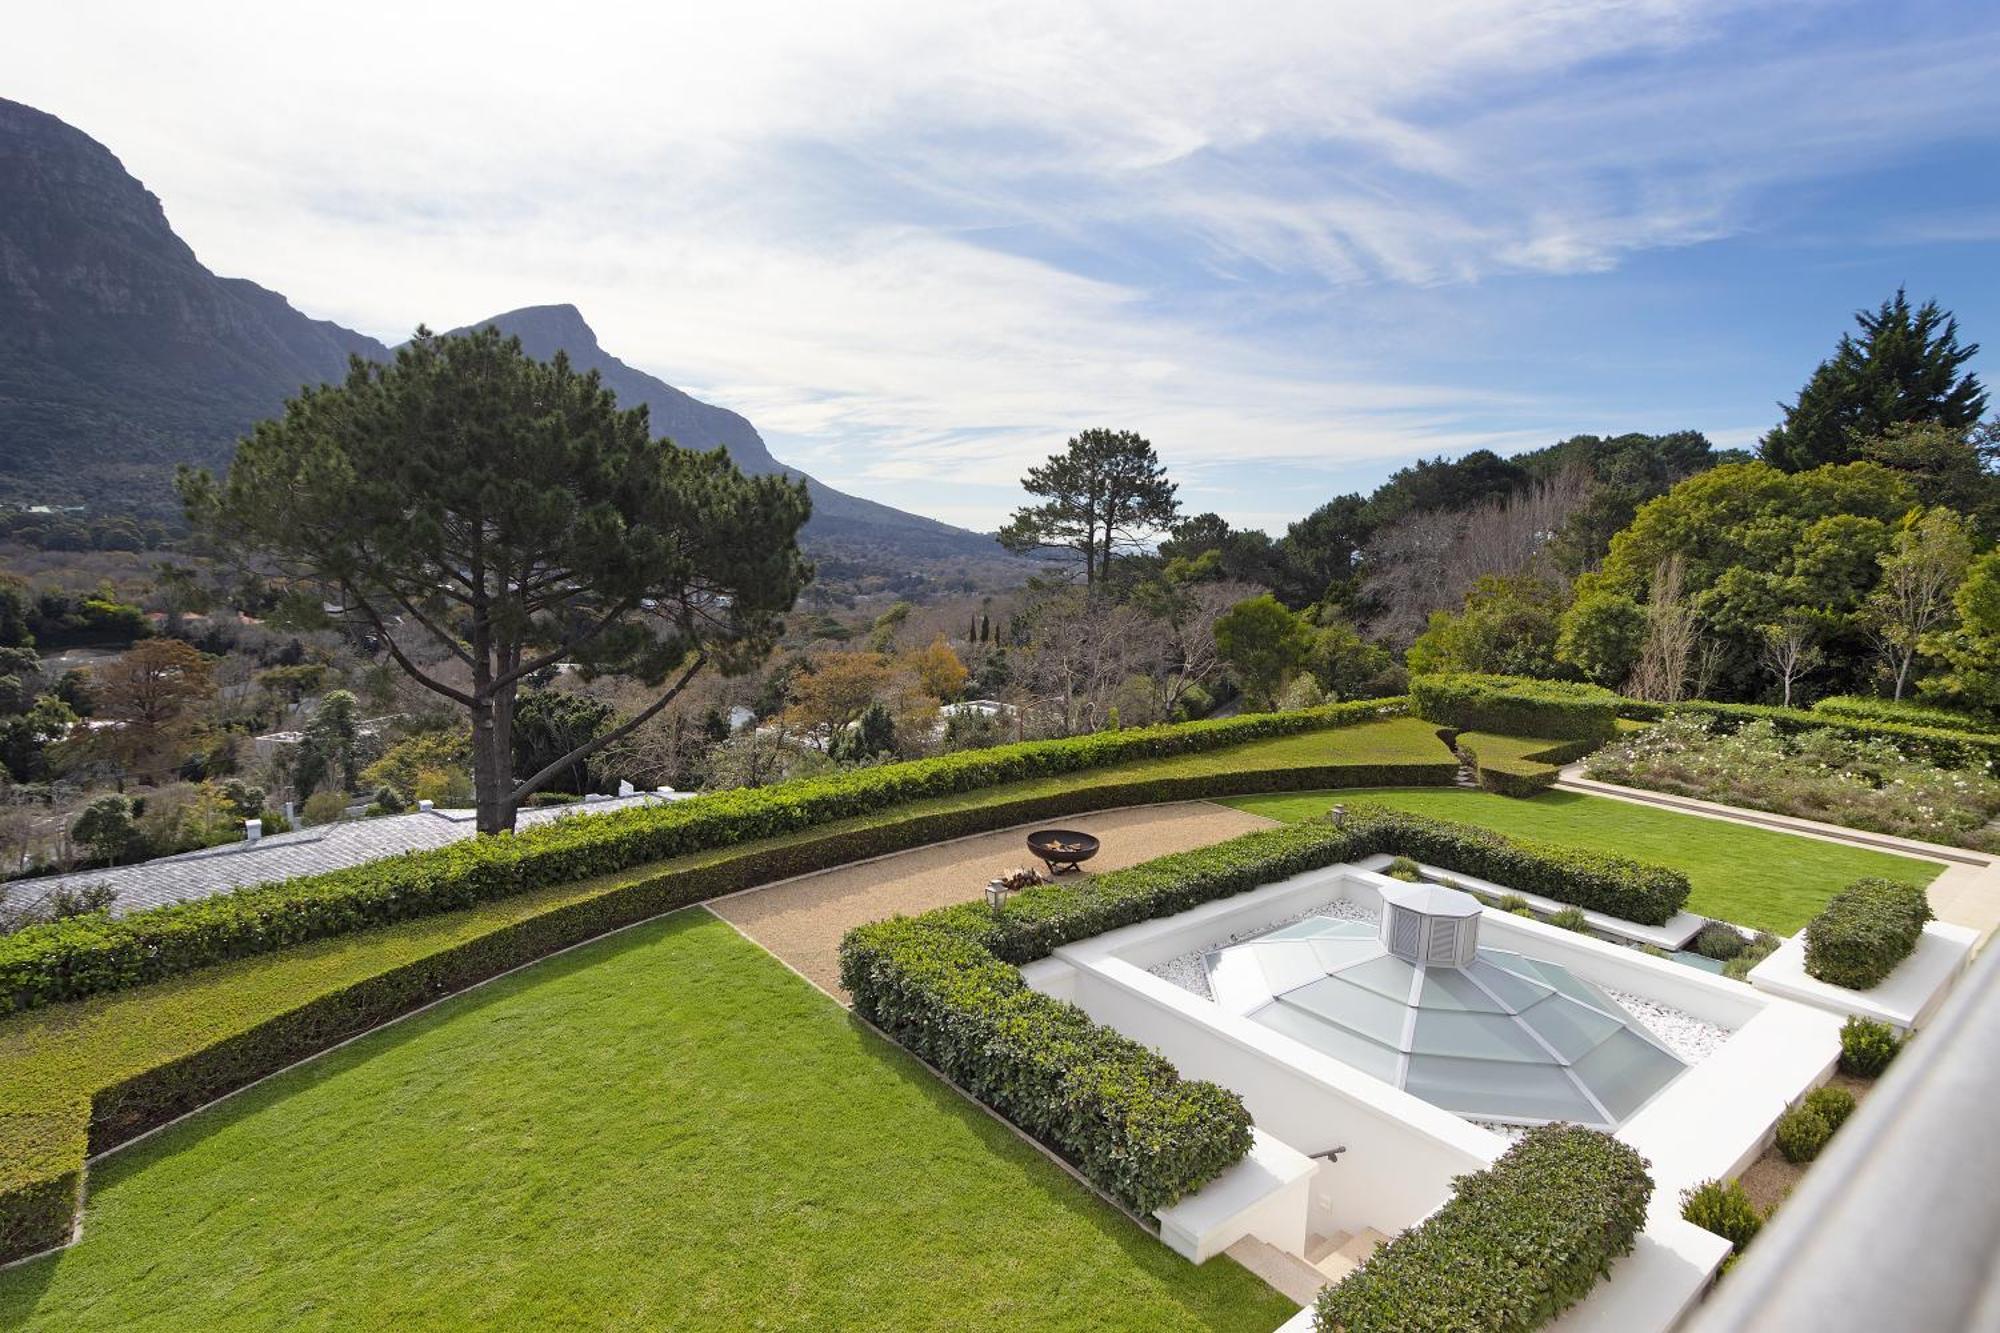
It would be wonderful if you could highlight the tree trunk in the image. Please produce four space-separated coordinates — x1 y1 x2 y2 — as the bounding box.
1893 655 1911 700
470 690 522 835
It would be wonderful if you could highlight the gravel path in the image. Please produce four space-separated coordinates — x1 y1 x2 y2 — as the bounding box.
707 801 1279 1002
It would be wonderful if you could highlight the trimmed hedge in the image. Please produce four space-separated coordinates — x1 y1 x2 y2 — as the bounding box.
1616 697 2000 777
1455 734 1603 799
1413 674 1622 743
0 745 1461 1264
1314 1124 1652 1333
1680 1177 1761 1253
1803 878 1932 990
1812 695 1994 733
0 698 1414 1017
842 807 1692 1222
839 913 1251 1216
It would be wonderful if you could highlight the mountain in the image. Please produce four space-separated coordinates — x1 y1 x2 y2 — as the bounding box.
0 97 389 510
0 97 999 560
445 304 998 558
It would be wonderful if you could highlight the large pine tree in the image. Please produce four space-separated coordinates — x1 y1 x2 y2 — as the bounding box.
1761 289 1987 472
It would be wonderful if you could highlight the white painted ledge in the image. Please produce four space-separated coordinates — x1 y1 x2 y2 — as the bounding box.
1749 922 1976 1032
1155 1128 1315 1264
1352 852 1707 949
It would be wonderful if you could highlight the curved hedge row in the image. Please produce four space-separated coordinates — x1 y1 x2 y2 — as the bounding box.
1314 1124 1653 1333
1812 695 1993 733
0 698 1411 1016
1804 878 1933 990
1413 675 1623 743
0 755 1456 1264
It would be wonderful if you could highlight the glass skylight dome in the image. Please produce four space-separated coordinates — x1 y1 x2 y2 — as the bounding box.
1203 883 1685 1129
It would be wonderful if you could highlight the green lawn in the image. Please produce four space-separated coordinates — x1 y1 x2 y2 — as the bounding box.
1223 787 1945 934
0 912 1292 1332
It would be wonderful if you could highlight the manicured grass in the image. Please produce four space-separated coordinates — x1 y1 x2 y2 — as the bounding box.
0 912 1293 1332
1223 787 1944 934
0 714 1455 1263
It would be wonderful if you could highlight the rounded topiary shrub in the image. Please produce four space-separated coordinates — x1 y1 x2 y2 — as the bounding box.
1839 1016 1902 1079
1802 1085 1856 1133
1804 878 1932 990
1774 1105 1832 1164
1680 1178 1762 1252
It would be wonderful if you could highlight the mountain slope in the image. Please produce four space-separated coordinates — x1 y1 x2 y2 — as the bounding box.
449 304 997 558
0 98 997 560
0 97 388 508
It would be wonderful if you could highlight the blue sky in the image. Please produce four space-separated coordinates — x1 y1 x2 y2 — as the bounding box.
7 0 1999 535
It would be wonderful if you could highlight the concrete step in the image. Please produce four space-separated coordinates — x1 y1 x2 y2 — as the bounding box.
1304 1230 1349 1264
1339 1226 1390 1264
1225 1236 1332 1305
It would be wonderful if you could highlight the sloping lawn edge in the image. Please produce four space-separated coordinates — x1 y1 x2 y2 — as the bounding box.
0 756 1455 1264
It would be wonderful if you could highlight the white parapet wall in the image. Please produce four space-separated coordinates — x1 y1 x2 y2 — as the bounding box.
1029 857 1847 1332
1748 921 1976 1032
1153 1129 1315 1263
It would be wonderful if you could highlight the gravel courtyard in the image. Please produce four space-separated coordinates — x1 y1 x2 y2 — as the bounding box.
708 800 1282 1000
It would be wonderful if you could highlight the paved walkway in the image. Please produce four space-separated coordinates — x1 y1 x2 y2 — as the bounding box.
707 801 1280 1001
1557 767 2000 944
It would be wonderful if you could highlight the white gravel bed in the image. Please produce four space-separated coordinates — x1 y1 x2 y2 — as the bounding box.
1602 986 1732 1064
1146 898 1379 1001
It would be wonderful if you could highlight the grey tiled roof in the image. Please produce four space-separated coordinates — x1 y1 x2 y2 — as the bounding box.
10 794 686 917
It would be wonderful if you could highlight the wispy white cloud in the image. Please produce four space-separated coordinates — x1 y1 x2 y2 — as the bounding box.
5 0 1997 531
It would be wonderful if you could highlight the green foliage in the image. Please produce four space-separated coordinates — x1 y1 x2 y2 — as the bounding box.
1556 588 1648 686
1691 922 1748 961
1760 290 1987 473
1811 694 1987 731
1384 855 1422 881
1802 1085 1856 1132
1773 1104 1832 1164
0 700 1424 1016
1214 594 1314 707
70 795 139 863
1721 932 1781 982
181 324 813 832
300 790 347 826
1306 617 1404 702
362 728 472 796
1587 461 1918 700
512 690 614 795
996 428 1179 584
1412 673 1622 742
830 701 897 763
293 689 362 797
1838 1016 1902 1078
1804 878 1933 989
1313 1125 1652 1333
1680 1178 1762 1252
1923 549 2000 715
1606 699 2000 784
1406 576 1567 680
1549 905 1591 934
839 911 1250 1217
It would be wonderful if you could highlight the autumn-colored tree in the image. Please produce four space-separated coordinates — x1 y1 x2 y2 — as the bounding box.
904 635 969 702
92 638 216 779
784 652 892 746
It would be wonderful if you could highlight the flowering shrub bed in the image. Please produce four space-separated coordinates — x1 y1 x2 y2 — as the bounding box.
1585 714 2000 852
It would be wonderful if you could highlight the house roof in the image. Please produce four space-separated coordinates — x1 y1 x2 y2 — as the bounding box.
11 793 687 918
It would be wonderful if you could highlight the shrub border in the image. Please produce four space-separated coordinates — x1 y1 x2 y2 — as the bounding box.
841 804 1688 1224
1803 877 1933 990
0 754 1456 1265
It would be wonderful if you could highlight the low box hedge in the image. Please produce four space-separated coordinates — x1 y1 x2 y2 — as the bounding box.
0 742 1457 1264
1315 1124 1652 1333
1804 877 1932 990
843 808 1689 1220
1811 695 1994 733
840 913 1252 1216
1413 674 1623 743
1453 734 1603 799
0 698 1415 1018
1616 697 2000 777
